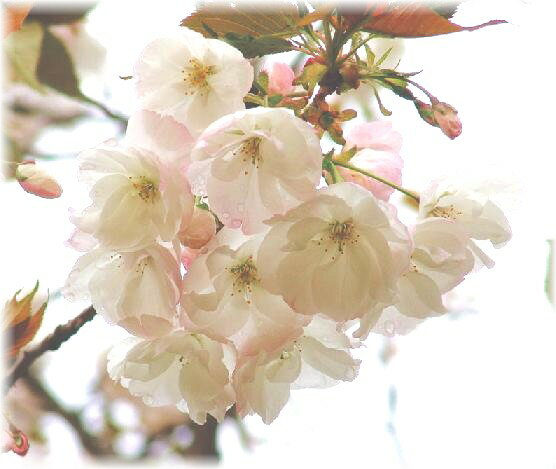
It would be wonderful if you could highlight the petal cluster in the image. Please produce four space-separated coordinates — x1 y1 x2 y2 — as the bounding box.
63 26 512 426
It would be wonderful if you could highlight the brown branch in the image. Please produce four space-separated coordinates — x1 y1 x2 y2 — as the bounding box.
22 371 113 457
5 306 97 390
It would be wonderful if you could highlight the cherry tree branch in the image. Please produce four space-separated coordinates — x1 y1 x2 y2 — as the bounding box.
5 305 97 390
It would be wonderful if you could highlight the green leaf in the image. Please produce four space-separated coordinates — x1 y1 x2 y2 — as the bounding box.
294 62 328 92
4 22 46 93
181 2 301 38
267 94 283 107
257 71 269 93
364 43 375 67
375 47 393 67
372 87 392 116
36 28 81 97
223 33 292 58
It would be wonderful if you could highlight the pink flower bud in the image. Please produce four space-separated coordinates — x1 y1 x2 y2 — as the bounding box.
432 100 462 140
265 62 295 95
15 161 62 199
178 206 216 250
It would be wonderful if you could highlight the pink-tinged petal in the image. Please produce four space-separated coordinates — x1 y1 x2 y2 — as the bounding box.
265 62 295 95
65 228 98 252
181 246 202 270
125 110 195 165
432 100 462 140
346 121 402 153
16 161 62 199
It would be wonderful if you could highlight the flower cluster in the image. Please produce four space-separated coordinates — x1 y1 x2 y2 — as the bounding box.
64 28 511 425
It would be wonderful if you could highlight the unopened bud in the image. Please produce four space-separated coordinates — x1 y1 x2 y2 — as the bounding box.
15 161 62 199
178 206 216 250
431 100 462 139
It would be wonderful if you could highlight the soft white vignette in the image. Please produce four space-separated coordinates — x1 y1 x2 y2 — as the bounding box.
1 0 556 468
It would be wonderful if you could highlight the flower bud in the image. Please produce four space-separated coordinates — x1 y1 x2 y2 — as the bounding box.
15 161 62 199
3 282 47 358
339 60 360 90
178 206 216 249
431 100 462 139
265 62 295 95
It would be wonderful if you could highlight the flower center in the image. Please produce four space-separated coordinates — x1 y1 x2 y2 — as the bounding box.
233 137 263 174
182 59 216 96
327 219 358 254
428 204 462 220
228 256 259 300
130 176 158 203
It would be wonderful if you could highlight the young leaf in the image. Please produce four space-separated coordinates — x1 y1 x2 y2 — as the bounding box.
4 22 45 92
36 27 81 97
181 1 301 38
294 62 328 92
372 87 392 116
356 2 506 38
223 33 292 58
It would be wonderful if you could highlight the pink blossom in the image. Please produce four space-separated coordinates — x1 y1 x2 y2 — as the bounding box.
15 161 62 199
337 122 403 201
265 62 295 95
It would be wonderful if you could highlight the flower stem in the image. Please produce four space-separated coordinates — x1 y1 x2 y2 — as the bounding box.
333 160 420 202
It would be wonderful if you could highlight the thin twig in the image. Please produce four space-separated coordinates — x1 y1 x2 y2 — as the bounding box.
5 306 97 390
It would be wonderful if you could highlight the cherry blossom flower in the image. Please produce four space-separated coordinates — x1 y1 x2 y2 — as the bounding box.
265 62 295 95
188 107 322 234
108 331 235 424
258 182 411 321
181 228 306 355
15 161 62 199
134 27 253 135
71 111 195 252
354 218 475 338
419 179 512 267
63 243 182 338
233 316 360 424
336 122 403 201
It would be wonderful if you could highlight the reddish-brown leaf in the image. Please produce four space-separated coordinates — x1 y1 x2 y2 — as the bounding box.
2 282 47 358
346 2 506 38
4 3 33 37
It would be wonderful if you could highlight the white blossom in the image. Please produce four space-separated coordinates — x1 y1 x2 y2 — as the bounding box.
354 218 475 338
258 182 411 321
419 179 512 267
74 142 193 252
108 331 235 424
134 27 253 135
233 316 360 424
63 243 182 338
188 107 322 234
181 228 306 355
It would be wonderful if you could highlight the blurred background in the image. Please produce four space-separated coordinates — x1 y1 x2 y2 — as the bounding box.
2 0 556 468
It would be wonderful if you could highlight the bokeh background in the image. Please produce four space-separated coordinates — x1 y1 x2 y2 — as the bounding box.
2 0 556 468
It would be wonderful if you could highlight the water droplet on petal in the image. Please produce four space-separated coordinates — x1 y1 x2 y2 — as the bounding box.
231 218 242 228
